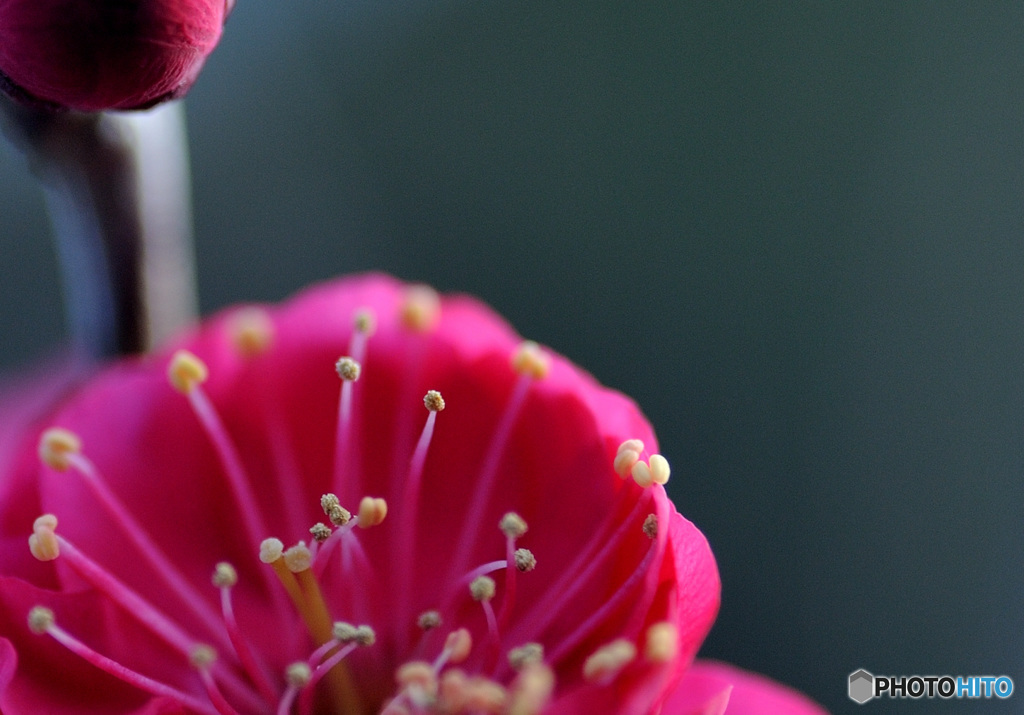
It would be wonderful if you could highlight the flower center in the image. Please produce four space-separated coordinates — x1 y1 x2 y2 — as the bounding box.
25 287 679 714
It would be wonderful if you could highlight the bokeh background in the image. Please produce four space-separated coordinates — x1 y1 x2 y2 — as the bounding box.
1 4 1022 712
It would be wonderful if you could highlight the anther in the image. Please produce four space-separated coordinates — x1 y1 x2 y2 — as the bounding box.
500 512 528 539
38 428 81 471
582 639 637 682
354 309 376 336
211 562 237 588
417 610 442 630
310 523 332 543
643 514 658 539
335 357 361 382
283 544 312 573
463 677 508 713
357 497 387 528
167 350 208 394
28 514 60 561
286 662 312 688
189 644 217 669
423 390 445 412
644 622 679 663
333 622 359 643
508 643 544 670
354 625 376 647
321 493 351 526
259 538 284 563
444 628 473 664
508 664 555 715
396 661 438 699
400 285 441 332
514 548 537 572
511 341 550 379
648 454 671 485
470 575 496 602
27 605 54 634
228 307 274 358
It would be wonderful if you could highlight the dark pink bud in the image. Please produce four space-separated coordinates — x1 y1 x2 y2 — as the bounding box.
0 0 232 111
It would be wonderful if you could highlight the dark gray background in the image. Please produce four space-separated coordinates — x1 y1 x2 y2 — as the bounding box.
2 3 1021 712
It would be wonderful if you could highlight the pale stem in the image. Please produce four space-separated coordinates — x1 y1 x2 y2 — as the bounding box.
0 97 197 357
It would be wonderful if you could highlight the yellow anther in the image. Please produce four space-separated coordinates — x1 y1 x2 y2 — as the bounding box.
423 390 445 412
335 356 361 382
27 606 55 635
283 543 312 573
286 662 312 688
396 661 438 697
38 428 81 471
644 622 679 663
354 309 377 336
643 514 658 540
228 306 274 358
417 610 442 630
582 639 637 682
212 562 238 588
259 538 284 563
168 350 208 394
500 512 528 539
508 643 544 670
400 285 441 332
508 664 555 715
613 439 645 478
514 548 537 573
511 341 550 379
189 644 217 669
355 625 376 646
470 575 496 602
28 514 59 561
648 454 671 485
463 677 508 713
631 461 654 488
357 497 388 528
445 628 473 664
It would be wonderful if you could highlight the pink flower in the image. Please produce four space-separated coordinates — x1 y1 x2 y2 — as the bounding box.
0 0 232 110
0 274 822 714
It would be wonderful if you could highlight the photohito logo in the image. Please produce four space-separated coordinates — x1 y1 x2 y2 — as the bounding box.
848 669 1013 703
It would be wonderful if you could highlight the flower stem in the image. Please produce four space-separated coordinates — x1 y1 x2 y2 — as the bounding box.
0 98 197 358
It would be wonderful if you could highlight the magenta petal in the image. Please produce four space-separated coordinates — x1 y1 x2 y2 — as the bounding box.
666 661 829 715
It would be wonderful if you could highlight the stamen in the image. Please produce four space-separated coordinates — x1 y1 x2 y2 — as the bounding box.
335 357 361 382
320 493 351 527
631 454 671 488
356 496 387 528
38 428 81 471
277 662 311 715
212 563 278 705
170 352 273 592
643 514 658 539
396 391 444 643
511 340 550 380
418 610 442 631
310 523 332 543
497 513 530 633
613 439 645 478
508 643 544 670
192 645 240 715
437 669 470 712
399 285 441 332
514 549 536 572
38 431 229 646
27 606 219 715
28 514 59 561
499 512 528 540
582 639 637 683
228 307 275 358
434 628 472 671
508 664 555 715
644 622 679 663
395 661 438 707
463 676 509 713
332 357 360 500
448 344 540 587
470 576 500 665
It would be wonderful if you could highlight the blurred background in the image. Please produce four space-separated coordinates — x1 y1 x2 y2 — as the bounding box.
1 3 1021 712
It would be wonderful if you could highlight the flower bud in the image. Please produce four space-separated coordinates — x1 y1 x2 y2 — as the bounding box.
0 0 233 111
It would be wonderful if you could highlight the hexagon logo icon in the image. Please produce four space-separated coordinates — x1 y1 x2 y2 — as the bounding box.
849 669 874 704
